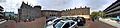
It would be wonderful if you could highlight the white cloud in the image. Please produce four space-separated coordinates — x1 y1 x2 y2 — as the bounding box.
0 0 117 14
98 0 117 11
0 0 38 14
88 0 116 14
0 0 22 13
22 0 38 6
0 0 6 3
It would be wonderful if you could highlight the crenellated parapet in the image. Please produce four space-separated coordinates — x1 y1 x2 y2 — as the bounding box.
62 6 90 11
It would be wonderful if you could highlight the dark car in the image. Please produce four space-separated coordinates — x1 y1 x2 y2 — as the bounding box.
73 17 86 26
23 19 29 22
29 18 35 21
46 17 57 23
53 19 64 24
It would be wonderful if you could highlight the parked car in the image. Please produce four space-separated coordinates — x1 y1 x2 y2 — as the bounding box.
46 19 63 28
23 19 29 22
53 20 77 28
47 18 63 26
76 17 86 26
46 17 58 23
0 19 5 22
29 18 35 21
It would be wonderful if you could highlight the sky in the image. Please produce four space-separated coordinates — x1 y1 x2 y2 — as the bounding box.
0 0 117 14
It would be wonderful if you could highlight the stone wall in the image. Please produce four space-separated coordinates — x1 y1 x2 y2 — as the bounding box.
61 7 90 19
18 2 41 19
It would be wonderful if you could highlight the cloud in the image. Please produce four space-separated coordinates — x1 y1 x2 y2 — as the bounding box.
0 0 6 3
38 0 116 11
84 0 116 10
0 0 38 14
0 0 117 14
23 0 38 6
0 0 22 14
0 0 15 12
81 0 116 13
38 0 73 10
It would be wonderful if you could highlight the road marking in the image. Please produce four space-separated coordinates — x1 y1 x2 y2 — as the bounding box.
0 20 7 24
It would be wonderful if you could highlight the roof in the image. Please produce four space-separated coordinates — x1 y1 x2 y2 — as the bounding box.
34 5 41 9
41 10 61 12
34 5 41 8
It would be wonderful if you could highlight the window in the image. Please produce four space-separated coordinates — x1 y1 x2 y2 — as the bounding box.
70 22 74 26
54 19 61 24
62 22 70 28
55 22 64 28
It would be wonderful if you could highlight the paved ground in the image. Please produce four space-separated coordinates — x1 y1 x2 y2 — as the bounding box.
0 20 16 28
99 18 120 28
0 17 46 28
16 17 46 28
87 20 116 28
77 20 116 28
77 24 89 28
0 17 116 28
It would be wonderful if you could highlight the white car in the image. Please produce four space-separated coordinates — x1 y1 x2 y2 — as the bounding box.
46 18 63 28
53 20 77 28
47 18 63 26
54 20 77 28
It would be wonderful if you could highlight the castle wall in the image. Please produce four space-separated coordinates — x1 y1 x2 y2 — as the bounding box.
18 2 41 19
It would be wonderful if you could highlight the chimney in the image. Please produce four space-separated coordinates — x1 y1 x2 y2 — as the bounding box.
27 2 28 5
69 8 71 10
85 6 87 8
75 7 76 9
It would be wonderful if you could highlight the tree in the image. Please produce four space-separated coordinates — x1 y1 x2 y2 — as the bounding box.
99 11 106 17
91 12 99 16
91 11 106 17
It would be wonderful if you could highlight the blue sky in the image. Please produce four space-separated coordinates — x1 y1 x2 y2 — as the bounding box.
0 0 117 14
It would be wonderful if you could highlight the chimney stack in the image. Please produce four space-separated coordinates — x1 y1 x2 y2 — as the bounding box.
75 7 76 9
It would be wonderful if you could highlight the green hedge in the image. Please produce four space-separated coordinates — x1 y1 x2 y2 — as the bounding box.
111 18 116 20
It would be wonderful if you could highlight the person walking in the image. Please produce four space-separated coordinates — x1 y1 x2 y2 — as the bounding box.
91 16 95 22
